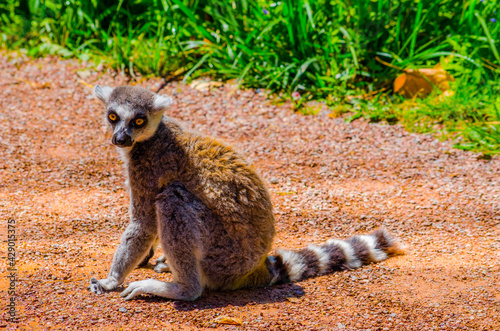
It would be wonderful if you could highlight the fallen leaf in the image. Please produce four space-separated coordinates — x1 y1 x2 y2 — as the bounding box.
190 79 223 92
394 65 454 98
78 80 94 90
15 78 52 89
76 69 92 79
212 316 242 325
477 154 492 160
394 72 431 98
287 297 300 303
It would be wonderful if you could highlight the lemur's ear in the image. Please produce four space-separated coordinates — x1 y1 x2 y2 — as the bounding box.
93 85 114 104
152 94 174 112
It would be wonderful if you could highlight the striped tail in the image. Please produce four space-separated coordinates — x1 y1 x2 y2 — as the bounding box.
266 227 405 285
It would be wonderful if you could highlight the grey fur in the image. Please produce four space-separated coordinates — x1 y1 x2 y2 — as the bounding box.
88 85 404 301
93 85 114 103
89 85 275 300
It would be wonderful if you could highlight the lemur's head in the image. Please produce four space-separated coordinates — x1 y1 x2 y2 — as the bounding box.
93 85 173 148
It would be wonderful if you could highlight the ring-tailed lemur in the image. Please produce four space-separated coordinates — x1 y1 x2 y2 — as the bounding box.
89 85 404 301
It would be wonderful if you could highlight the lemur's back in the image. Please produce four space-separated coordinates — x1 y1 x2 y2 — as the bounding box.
156 117 276 289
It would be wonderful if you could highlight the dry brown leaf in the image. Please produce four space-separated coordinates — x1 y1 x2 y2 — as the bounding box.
287 297 300 303
394 64 454 98
189 79 223 92
78 80 94 90
76 69 92 79
16 78 52 89
212 316 242 325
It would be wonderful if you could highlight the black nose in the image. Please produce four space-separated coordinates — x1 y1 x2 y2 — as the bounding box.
112 132 133 147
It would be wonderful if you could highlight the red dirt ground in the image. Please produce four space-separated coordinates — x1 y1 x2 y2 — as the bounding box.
0 53 499 330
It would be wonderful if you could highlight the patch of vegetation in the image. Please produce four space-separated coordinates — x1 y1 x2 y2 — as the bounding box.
1 0 499 154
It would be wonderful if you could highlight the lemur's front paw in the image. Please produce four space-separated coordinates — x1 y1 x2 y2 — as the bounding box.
89 277 118 294
89 278 104 294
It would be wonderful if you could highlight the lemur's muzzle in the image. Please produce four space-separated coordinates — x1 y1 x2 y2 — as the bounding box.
112 131 133 147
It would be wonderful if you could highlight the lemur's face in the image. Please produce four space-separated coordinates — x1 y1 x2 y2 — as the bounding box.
93 85 172 148
105 102 152 148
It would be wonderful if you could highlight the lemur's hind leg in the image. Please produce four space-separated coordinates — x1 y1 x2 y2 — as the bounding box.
121 182 208 301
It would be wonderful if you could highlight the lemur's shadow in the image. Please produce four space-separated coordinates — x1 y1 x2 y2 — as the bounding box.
136 282 306 310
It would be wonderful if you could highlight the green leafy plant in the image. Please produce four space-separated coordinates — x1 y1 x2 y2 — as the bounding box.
0 0 499 154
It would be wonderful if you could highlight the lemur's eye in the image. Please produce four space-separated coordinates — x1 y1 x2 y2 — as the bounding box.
135 118 144 126
108 113 118 121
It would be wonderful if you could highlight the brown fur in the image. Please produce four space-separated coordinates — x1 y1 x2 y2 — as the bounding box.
89 85 404 301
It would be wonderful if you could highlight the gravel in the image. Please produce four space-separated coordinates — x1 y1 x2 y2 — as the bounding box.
1 52 499 330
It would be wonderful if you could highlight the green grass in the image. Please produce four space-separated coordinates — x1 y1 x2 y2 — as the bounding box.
1 0 499 154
